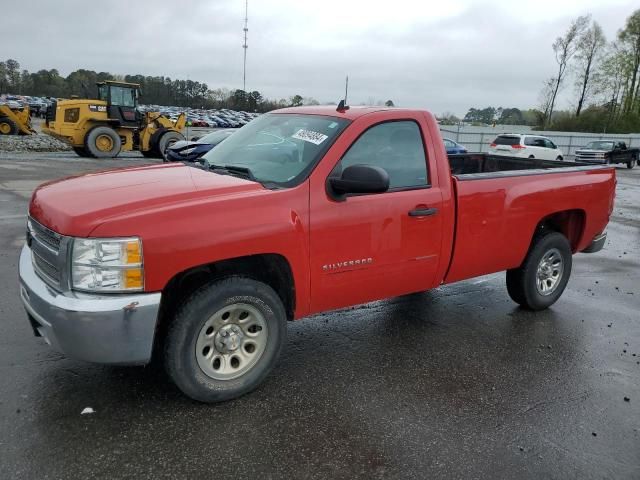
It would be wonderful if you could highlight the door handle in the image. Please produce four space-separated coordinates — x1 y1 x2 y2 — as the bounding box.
408 207 438 217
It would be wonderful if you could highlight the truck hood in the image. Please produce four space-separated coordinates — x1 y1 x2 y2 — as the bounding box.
575 149 607 153
29 163 265 236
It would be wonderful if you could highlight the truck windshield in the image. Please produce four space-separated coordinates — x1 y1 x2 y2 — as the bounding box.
584 141 614 150
201 114 349 187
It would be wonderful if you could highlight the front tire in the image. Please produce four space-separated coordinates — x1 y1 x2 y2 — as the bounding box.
556 156 563 161
164 277 287 403
158 131 184 161
506 231 572 310
628 157 636 169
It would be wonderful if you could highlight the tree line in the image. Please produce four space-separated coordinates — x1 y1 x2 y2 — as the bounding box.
0 60 318 112
538 8 640 133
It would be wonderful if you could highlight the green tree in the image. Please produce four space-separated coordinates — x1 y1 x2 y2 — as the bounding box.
289 95 303 107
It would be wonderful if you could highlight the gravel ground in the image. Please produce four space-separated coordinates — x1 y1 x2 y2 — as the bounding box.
0 134 72 152
0 152 638 480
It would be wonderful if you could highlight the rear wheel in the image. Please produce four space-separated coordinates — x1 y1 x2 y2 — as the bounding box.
528 155 535 159
158 131 184 161
85 126 122 158
556 156 563 161
506 231 572 310
0 117 18 135
164 277 287 403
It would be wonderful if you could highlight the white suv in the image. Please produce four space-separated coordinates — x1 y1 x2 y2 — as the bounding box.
489 134 564 161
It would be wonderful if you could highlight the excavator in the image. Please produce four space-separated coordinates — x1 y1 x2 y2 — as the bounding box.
0 103 36 135
42 80 185 158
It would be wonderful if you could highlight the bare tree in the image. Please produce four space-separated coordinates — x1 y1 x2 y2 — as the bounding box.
539 77 556 124
543 15 589 128
574 20 606 116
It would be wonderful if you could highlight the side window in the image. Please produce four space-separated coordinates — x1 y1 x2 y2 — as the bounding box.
544 139 556 149
444 139 454 148
337 121 428 189
524 136 535 146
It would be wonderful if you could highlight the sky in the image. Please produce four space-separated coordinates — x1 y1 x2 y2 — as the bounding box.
3 0 638 115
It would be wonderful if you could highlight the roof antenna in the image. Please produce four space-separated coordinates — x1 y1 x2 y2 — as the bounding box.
337 75 350 112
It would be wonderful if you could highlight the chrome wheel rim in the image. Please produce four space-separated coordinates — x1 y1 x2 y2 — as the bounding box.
536 248 564 296
196 303 268 380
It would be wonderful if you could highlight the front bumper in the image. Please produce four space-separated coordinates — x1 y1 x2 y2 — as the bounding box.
19 245 161 365
582 232 607 253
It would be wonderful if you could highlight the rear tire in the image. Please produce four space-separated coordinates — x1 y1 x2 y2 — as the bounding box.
556 156 563 161
158 131 184 161
85 126 122 158
0 117 18 135
528 155 535 159
505 231 572 311
164 277 287 403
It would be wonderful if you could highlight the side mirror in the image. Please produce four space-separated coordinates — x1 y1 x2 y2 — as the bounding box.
328 164 390 198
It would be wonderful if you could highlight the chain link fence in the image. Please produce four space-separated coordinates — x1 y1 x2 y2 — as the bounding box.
441 127 640 159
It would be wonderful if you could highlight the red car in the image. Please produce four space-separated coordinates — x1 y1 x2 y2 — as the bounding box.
20 106 615 402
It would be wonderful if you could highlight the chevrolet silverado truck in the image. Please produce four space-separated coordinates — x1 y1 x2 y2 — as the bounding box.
575 140 638 169
19 106 615 403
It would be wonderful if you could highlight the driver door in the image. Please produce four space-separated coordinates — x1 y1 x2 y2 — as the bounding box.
308 119 444 313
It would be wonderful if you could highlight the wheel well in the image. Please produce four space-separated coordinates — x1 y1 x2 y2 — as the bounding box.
534 210 585 252
153 254 295 359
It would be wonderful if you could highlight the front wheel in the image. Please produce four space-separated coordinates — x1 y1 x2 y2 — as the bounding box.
158 131 184 161
627 158 636 169
164 277 287 403
506 231 572 310
556 156 563 161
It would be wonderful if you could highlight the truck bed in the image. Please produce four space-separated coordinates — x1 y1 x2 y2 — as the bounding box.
447 153 599 178
443 153 616 284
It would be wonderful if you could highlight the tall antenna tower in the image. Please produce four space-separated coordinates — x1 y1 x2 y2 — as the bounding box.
242 0 248 92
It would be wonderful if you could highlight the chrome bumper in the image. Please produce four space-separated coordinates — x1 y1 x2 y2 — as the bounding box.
18 245 161 365
582 232 607 254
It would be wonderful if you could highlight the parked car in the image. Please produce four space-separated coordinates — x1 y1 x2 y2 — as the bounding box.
164 130 234 163
489 134 564 161
19 106 614 403
443 138 467 154
575 140 639 169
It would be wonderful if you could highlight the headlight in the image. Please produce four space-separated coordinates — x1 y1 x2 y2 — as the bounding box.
72 237 144 292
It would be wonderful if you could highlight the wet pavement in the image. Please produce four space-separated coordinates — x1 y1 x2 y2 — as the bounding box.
1 152 639 479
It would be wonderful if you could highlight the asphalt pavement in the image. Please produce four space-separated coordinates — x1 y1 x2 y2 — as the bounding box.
0 152 639 479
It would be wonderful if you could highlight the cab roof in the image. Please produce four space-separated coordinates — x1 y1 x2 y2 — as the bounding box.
273 105 419 120
96 80 140 88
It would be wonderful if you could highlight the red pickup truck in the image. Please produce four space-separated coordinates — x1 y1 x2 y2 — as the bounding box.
20 106 615 402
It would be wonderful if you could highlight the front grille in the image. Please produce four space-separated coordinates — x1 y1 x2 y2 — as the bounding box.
28 217 65 289
32 249 61 285
29 218 61 253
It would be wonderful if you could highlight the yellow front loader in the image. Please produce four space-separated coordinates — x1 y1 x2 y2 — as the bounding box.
0 104 36 135
42 81 185 158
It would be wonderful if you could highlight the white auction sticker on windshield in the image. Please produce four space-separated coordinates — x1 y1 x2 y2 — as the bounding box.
292 129 328 145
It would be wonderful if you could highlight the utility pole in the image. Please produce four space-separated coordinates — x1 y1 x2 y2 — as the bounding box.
242 0 248 92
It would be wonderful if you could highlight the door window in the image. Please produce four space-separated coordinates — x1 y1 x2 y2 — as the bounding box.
335 121 428 189
544 139 556 149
